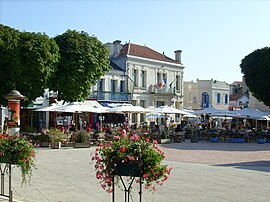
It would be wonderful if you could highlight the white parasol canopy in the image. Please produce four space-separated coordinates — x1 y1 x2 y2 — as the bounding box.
34 103 65 112
107 104 150 113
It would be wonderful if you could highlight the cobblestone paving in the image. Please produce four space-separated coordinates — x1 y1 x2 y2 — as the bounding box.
1 141 270 202
160 141 270 166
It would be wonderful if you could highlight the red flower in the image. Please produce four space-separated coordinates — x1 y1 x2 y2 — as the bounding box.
120 146 126 153
145 138 150 142
153 140 158 145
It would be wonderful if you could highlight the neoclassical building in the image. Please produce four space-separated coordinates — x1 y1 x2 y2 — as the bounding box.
90 40 185 123
183 79 230 110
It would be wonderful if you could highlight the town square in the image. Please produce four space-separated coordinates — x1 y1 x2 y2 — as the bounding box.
1 0 270 202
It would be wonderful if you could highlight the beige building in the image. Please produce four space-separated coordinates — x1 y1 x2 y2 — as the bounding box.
184 79 230 110
90 40 185 123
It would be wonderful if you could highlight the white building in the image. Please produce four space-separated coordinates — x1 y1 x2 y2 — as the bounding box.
90 40 185 123
183 79 230 110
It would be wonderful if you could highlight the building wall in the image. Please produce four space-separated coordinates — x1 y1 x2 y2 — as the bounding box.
184 79 229 110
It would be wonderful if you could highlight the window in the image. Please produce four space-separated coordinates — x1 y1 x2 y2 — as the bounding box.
140 100 145 122
140 70 146 88
132 69 137 87
163 73 167 85
217 93 221 104
201 92 209 108
111 80 116 92
225 94 228 104
120 80 125 92
98 79 104 91
156 101 165 108
176 75 180 91
157 72 161 84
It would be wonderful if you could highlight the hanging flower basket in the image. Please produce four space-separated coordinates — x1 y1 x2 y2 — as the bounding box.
92 134 172 193
0 134 36 184
113 160 142 177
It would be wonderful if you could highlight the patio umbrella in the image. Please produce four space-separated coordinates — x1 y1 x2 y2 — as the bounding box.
193 107 221 115
152 106 180 114
34 103 65 112
146 112 166 119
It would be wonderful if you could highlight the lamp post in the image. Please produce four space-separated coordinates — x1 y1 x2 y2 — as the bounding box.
99 115 105 131
4 90 25 135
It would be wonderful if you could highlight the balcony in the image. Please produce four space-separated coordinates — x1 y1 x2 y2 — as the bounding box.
147 85 176 94
89 91 131 102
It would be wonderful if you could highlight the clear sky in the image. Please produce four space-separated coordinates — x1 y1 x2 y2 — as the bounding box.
1 0 270 84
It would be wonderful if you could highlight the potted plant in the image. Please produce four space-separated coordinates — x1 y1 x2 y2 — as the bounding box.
49 128 63 149
0 133 36 184
92 134 172 193
160 129 171 144
74 131 90 148
256 130 266 144
210 132 218 143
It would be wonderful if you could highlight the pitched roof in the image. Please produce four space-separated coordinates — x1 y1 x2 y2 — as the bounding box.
230 93 247 101
120 43 181 64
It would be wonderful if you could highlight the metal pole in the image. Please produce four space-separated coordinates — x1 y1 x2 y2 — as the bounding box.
112 175 115 202
9 163 12 202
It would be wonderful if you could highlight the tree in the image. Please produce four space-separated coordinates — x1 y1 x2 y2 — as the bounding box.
0 24 60 106
240 47 270 107
49 30 111 102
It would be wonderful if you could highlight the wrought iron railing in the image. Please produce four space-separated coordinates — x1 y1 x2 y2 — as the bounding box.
89 91 131 101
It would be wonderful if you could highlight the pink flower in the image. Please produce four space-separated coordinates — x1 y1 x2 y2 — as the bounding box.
153 140 158 145
127 155 134 161
25 157 30 162
131 134 140 141
145 138 150 142
143 173 150 178
113 135 120 140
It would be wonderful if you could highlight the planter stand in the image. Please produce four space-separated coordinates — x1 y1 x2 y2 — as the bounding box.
0 163 13 202
112 163 142 202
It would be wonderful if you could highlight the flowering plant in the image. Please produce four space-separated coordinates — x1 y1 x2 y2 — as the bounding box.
92 134 172 193
0 134 36 184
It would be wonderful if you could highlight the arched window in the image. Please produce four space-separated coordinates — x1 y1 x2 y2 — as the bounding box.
225 94 228 104
217 93 221 104
201 92 209 108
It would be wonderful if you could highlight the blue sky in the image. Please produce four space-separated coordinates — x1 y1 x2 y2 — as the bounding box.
1 0 270 84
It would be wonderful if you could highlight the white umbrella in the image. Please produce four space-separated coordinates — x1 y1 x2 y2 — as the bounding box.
194 107 221 115
146 112 166 119
234 108 270 119
34 103 65 112
152 106 180 114
107 104 150 113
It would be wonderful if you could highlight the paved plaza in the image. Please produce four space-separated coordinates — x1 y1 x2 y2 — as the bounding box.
1 141 270 202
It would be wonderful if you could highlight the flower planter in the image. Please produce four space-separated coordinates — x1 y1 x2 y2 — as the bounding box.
0 154 17 164
74 142 90 148
51 142 61 149
257 138 266 144
39 142 50 147
160 138 171 144
114 162 142 177
210 137 218 143
229 138 245 143
267 139 270 143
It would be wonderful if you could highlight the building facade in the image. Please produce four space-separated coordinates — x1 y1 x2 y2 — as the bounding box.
90 40 185 123
183 79 230 110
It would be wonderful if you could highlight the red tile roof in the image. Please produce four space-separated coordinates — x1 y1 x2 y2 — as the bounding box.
120 43 181 64
230 93 245 101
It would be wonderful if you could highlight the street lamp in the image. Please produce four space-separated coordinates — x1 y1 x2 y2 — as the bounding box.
99 115 105 131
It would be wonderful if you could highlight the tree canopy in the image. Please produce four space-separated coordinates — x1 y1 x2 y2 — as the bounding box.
240 47 270 107
49 30 111 102
0 24 60 106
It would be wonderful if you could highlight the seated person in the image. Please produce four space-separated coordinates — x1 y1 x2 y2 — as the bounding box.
175 124 182 132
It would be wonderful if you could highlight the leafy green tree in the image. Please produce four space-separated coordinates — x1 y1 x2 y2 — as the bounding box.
0 24 60 106
49 30 111 102
240 47 270 106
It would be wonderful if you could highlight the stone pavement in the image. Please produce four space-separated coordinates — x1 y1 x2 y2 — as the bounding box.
1 141 270 202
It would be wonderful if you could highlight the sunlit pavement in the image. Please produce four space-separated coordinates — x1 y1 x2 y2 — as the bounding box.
3 141 270 202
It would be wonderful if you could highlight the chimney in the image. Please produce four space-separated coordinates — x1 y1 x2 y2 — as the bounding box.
174 50 182 63
113 40 121 56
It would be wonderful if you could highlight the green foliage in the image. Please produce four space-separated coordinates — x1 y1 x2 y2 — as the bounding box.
49 30 111 102
74 131 90 143
240 47 270 106
0 24 60 107
0 134 36 184
49 128 63 143
23 126 37 133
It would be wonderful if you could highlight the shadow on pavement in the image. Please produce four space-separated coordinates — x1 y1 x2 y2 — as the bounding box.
214 160 270 172
159 141 270 152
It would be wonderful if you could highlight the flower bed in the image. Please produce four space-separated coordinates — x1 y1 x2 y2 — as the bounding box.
92 134 172 193
0 134 36 184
